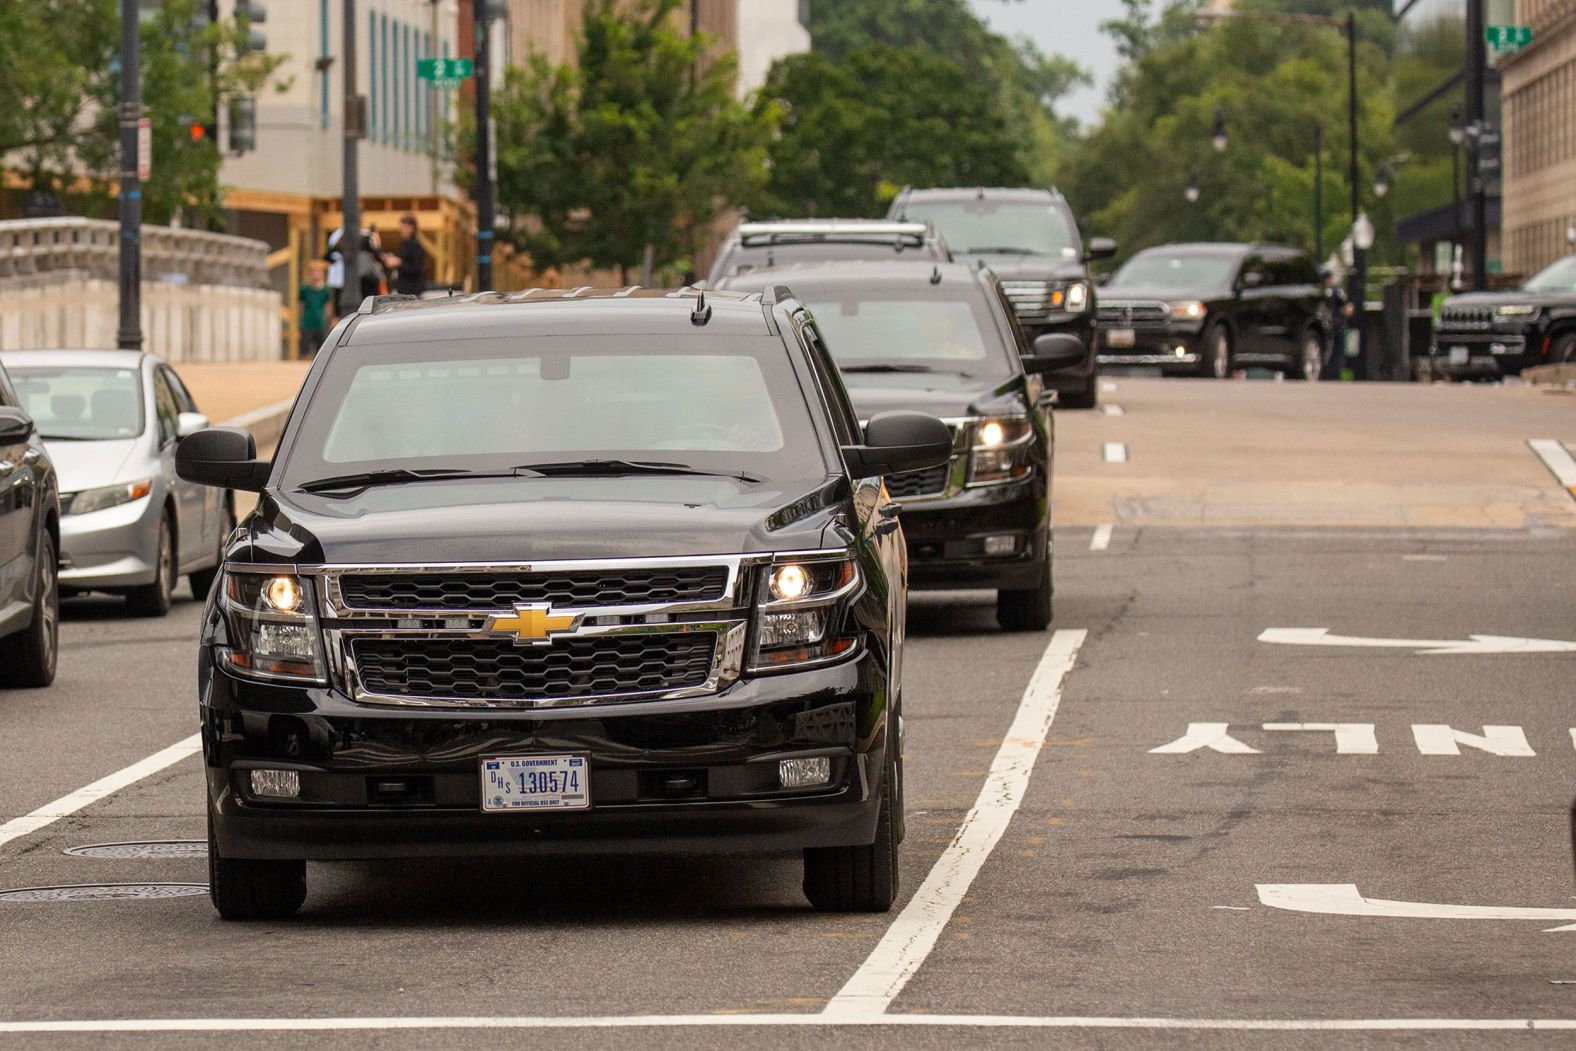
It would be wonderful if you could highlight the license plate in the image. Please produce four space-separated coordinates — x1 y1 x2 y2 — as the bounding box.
481 755 590 812
1449 346 1469 365
1106 328 1136 349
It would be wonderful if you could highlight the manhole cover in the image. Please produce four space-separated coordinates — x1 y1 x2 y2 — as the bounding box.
0 883 208 903
63 840 207 860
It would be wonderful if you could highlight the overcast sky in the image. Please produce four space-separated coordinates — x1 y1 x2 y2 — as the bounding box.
968 0 1127 128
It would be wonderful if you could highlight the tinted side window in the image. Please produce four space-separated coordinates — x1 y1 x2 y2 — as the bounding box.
0 365 14 407
1240 255 1267 287
798 318 860 445
152 371 179 445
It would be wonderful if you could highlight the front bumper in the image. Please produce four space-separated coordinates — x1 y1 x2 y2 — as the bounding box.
1096 328 1201 367
58 494 161 589
202 654 889 860
900 476 1047 590
1430 332 1535 377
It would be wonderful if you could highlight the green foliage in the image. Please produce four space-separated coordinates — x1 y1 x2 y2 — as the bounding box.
473 0 773 280
750 47 1028 219
6 0 284 226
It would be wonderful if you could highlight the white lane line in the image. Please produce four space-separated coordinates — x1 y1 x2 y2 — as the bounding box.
1258 883 1576 928
1100 403 1125 416
0 735 201 852
1098 380 1117 393
0 1014 1568 1034
1529 439 1576 500
823 629 1087 1017
1089 524 1113 551
1102 442 1128 463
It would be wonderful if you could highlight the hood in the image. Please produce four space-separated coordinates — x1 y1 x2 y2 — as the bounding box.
1444 290 1576 309
1098 284 1224 305
961 254 1087 283
42 439 140 493
843 372 1023 422
240 474 847 566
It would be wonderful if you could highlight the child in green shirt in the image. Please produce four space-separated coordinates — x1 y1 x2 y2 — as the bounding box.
299 261 333 358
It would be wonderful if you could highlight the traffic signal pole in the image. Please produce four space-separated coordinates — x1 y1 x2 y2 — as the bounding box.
473 0 494 291
116 0 143 351
1465 0 1488 290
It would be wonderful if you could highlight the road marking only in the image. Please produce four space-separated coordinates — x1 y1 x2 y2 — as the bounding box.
1090 524 1113 551
1101 403 1125 416
1259 627 1576 655
823 629 1087 1016
1528 438 1576 502
1258 884 1576 932
1102 442 1128 463
1150 722 1553 755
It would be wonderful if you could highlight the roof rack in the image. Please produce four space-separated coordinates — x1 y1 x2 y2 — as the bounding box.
358 293 417 315
736 220 932 247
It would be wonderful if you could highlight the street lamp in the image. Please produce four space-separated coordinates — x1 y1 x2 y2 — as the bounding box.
1373 163 1391 199
1184 171 1201 204
1348 211 1374 380
1211 108 1228 153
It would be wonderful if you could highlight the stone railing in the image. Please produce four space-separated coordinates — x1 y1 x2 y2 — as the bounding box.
0 218 281 362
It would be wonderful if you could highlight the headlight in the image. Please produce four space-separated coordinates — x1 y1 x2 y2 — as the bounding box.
66 479 152 515
750 556 859 672
968 417 1034 486
1497 304 1538 317
216 569 327 683
1064 281 1089 311
1169 300 1206 321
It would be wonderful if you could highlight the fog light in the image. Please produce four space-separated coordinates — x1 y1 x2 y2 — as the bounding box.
1174 345 1187 357
982 534 1019 556
249 769 300 799
779 756 831 789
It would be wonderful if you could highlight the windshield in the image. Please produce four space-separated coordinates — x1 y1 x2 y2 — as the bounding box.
1109 252 1239 292
896 200 1078 258
279 335 827 489
1524 256 1576 293
9 366 144 440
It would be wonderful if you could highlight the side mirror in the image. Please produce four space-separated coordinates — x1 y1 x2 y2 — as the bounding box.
1085 237 1118 262
843 411 953 477
1021 333 1087 373
1240 270 1264 289
176 411 209 439
176 426 271 492
0 406 34 444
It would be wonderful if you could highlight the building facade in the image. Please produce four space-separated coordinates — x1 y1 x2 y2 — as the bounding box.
1500 0 1576 275
735 0 810 98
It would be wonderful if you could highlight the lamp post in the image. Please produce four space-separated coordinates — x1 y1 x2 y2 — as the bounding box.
1349 211 1374 380
1449 107 1465 260
1184 170 1201 204
1211 108 1228 153
117 0 143 351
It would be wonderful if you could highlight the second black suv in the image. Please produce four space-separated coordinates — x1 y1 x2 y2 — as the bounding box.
706 220 950 285
1097 242 1327 380
176 287 953 920
0 359 60 688
1432 253 1576 380
887 186 1115 409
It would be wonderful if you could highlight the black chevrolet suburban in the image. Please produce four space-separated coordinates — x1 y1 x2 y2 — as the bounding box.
1097 242 1327 380
887 187 1115 409
176 288 952 920
720 261 1083 632
1432 254 1576 380
0 360 60 689
706 219 950 286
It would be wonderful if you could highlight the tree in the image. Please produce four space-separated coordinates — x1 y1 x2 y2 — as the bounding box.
751 46 1028 219
474 0 773 281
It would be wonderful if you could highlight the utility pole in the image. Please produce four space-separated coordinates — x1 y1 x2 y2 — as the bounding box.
473 0 494 292
1465 0 1488 290
117 0 143 351
340 0 362 317
1314 122 1324 263
1344 10 1368 381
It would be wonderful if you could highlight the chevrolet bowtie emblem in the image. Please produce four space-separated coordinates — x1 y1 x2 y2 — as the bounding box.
484 604 581 645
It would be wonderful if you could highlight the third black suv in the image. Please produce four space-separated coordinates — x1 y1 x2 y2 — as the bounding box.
887 187 1115 409
1097 242 1327 380
1432 253 1576 380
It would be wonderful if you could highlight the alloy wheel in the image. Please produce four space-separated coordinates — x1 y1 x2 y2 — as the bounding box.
1302 334 1323 381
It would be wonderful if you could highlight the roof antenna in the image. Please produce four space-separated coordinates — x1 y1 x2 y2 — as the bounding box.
930 265 942 285
690 288 712 326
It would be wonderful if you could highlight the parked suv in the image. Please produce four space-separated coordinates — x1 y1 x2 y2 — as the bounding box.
706 220 950 285
176 287 952 920
1097 242 1327 380
720 260 1083 631
0 359 60 688
887 187 1115 409
1431 253 1576 380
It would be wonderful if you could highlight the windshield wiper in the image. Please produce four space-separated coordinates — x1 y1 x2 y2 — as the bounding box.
37 434 97 441
963 246 1047 256
511 459 765 484
297 467 516 494
841 363 938 374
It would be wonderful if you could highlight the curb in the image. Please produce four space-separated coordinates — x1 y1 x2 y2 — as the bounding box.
220 397 294 449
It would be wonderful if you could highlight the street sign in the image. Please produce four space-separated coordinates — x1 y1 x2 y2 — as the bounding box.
1485 25 1532 52
136 117 151 181
417 57 472 80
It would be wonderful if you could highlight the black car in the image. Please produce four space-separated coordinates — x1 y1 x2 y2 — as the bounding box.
887 186 1115 409
1097 243 1328 381
0 360 60 689
175 287 953 920
705 220 950 285
1431 254 1576 380
720 261 1083 632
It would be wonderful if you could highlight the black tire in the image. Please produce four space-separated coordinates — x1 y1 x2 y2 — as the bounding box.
1286 328 1324 382
803 754 899 913
208 809 307 921
1552 333 1576 364
996 546 1052 632
0 531 59 688
126 513 174 618
1201 321 1232 379
189 503 233 600
1057 379 1099 410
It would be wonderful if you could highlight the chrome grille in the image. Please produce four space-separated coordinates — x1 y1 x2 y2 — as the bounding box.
352 633 717 704
338 566 728 612
1097 300 1170 327
885 465 948 499
1001 280 1056 321
1437 305 1494 331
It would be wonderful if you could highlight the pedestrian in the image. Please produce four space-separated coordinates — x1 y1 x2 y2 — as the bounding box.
325 226 384 306
298 260 333 359
382 214 429 297
1319 266 1354 380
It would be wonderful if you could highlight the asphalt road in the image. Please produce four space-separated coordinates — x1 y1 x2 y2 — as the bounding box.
1 378 1574 1048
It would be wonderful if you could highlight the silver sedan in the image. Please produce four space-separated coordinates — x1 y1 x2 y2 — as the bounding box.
0 350 231 617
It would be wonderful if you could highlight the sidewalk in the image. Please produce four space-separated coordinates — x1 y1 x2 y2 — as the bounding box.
178 361 312 424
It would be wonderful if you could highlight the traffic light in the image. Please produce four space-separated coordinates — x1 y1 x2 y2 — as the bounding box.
179 114 217 145
234 0 267 53
228 96 257 154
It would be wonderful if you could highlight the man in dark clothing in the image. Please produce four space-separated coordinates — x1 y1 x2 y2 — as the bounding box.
1320 267 1354 380
383 214 429 297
